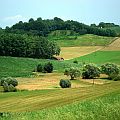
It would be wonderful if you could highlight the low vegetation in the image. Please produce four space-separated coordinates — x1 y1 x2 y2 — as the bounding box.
59 79 71 88
101 63 120 79
82 64 100 79
36 62 53 73
64 67 81 80
0 77 18 92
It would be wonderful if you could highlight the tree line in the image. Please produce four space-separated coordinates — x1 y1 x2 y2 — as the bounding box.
0 32 60 58
4 17 119 37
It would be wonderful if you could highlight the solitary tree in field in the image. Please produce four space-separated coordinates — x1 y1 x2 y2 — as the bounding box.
64 67 81 80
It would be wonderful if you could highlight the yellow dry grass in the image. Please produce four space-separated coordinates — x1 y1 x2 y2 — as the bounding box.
16 73 109 90
101 37 120 51
58 46 103 60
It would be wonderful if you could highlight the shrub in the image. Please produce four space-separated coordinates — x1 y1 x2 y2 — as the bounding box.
82 63 100 79
0 78 6 86
3 82 9 92
101 63 120 79
0 77 18 92
44 62 53 73
59 79 71 88
113 75 120 81
37 64 43 72
64 67 81 80
7 77 18 87
8 84 17 92
73 60 78 64
0 77 18 87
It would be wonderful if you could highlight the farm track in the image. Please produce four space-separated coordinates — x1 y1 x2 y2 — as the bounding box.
0 81 120 112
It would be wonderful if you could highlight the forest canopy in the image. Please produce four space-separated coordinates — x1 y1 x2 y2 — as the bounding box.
4 17 119 37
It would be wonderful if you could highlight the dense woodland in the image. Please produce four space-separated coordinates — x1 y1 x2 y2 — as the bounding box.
0 17 120 59
0 32 60 58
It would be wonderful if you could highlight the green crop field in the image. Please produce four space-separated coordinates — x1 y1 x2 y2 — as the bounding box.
70 51 120 65
48 34 114 47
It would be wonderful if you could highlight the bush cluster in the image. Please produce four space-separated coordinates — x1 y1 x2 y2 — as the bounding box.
82 64 100 79
59 79 71 88
61 63 120 88
0 77 18 92
64 67 81 80
101 63 119 79
36 62 53 73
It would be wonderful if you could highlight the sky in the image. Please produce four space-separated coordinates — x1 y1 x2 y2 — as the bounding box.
0 0 120 28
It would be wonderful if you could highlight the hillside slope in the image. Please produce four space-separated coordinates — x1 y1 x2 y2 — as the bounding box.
102 37 120 51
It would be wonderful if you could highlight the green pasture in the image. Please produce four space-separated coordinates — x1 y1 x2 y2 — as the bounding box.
70 51 120 65
0 56 81 78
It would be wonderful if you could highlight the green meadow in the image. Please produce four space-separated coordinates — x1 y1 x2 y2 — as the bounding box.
48 34 114 47
70 51 120 65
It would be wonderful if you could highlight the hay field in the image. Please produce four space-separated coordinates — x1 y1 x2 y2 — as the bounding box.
59 46 103 60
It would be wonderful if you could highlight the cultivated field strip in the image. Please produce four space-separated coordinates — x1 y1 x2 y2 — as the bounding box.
0 82 120 112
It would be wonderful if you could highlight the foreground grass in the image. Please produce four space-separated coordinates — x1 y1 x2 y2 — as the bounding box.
0 81 120 112
0 90 120 120
70 51 120 65
49 34 114 47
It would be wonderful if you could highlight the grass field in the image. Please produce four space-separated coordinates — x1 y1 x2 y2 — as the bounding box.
0 81 120 112
16 73 111 90
1 91 119 120
0 56 81 78
49 34 114 47
70 51 120 65
0 34 120 120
